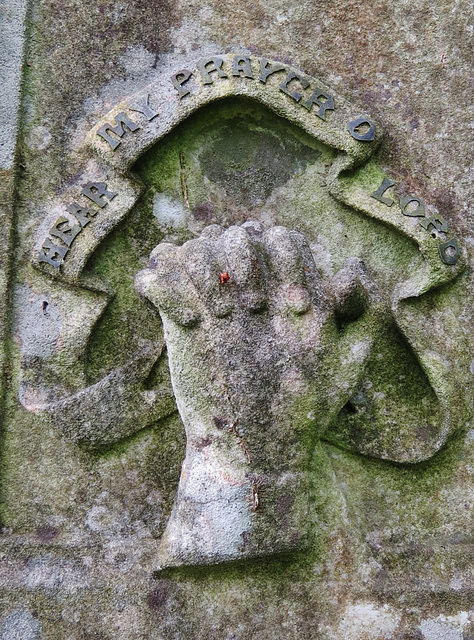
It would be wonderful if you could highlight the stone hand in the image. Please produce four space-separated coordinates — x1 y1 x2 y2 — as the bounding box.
135 222 387 568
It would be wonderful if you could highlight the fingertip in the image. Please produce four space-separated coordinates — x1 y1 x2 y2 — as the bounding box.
223 225 267 312
135 246 202 328
201 224 225 240
263 226 311 315
134 268 159 303
149 242 178 269
242 220 263 240
290 231 330 308
179 237 234 318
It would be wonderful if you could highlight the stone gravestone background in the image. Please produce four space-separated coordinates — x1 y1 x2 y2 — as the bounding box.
0 2 473 639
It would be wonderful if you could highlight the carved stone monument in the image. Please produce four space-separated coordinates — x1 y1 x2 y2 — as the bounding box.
0 5 473 639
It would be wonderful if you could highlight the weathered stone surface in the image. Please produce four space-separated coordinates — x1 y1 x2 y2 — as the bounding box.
0 0 473 638
136 222 389 568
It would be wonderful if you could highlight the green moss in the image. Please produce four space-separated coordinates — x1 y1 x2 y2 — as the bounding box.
325 320 442 460
324 426 465 541
135 97 327 227
84 212 165 384
130 97 420 307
